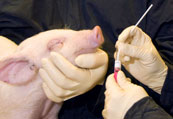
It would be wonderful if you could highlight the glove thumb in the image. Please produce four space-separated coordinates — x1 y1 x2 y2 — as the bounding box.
75 49 108 68
117 71 132 89
117 42 146 60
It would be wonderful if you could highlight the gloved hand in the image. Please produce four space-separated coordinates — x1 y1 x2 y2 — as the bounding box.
39 49 108 103
102 71 148 119
115 26 168 94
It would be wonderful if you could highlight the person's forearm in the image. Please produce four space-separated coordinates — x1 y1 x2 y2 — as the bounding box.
160 67 173 115
125 97 172 119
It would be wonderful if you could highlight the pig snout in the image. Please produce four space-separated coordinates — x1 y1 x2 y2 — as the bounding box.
74 26 104 57
90 26 104 48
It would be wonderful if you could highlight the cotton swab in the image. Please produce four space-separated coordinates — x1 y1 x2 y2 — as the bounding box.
131 4 153 31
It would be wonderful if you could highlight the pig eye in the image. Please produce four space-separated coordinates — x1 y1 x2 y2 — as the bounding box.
47 38 64 51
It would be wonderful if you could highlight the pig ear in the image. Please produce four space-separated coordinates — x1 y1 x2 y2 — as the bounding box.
0 58 37 85
47 38 65 52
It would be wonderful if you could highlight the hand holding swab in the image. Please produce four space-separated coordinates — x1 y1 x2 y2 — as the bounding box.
114 4 153 81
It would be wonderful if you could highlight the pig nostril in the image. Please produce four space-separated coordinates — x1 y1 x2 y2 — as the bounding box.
91 26 104 47
96 31 104 45
96 33 100 40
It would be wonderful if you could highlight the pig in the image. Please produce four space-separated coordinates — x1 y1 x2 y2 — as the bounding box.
0 26 104 119
0 36 17 58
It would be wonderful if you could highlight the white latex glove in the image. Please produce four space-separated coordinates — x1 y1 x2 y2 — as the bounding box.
115 26 168 94
39 49 108 103
102 71 148 119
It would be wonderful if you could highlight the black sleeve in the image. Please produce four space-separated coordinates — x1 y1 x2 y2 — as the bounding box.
125 97 173 119
160 67 173 115
148 0 173 115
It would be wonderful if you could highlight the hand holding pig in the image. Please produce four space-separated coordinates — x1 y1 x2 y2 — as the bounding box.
39 26 108 103
0 26 105 119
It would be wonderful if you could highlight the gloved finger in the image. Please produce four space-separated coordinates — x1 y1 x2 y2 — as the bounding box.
42 83 63 103
39 68 77 98
89 60 108 85
117 26 142 42
102 92 111 119
50 52 89 82
123 56 130 62
130 27 150 46
103 90 111 118
106 74 122 92
114 52 130 62
39 68 65 96
48 83 75 99
126 78 132 82
75 49 108 69
40 59 79 90
102 109 107 119
118 26 135 43
117 42 147 60
104 90 111 108
117 71 132 89
117 26 148 46
46 82 79 100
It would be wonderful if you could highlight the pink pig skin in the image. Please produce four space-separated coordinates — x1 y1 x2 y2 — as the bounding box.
0 26 104 119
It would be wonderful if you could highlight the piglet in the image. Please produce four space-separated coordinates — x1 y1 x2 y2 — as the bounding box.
0 26 104 119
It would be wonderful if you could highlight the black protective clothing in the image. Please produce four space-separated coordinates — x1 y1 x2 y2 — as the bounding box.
125 97 173 119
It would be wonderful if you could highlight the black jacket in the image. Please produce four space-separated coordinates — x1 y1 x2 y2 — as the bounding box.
0 0 172 118
125 97 172 119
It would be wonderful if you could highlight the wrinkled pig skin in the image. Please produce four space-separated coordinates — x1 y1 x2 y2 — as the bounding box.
0 26 104 119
